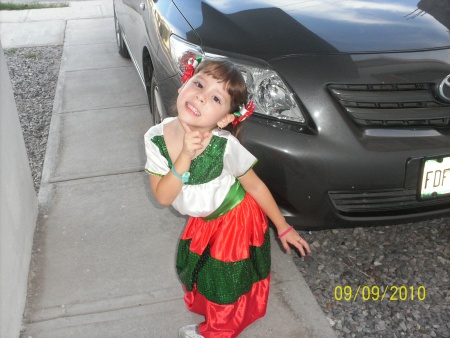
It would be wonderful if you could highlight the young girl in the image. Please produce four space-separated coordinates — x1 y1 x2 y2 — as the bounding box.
144 58 311 338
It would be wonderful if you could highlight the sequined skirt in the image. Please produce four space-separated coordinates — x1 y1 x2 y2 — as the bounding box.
176 192 271 337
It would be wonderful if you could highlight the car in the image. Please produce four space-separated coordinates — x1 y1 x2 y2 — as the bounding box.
113 0 450 229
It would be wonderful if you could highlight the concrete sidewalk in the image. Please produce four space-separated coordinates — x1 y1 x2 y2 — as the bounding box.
1 2 336 337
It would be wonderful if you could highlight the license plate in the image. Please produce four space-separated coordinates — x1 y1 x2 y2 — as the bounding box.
419 156 450 199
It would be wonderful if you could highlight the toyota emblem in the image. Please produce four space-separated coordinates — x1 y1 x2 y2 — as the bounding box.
438 74 450 102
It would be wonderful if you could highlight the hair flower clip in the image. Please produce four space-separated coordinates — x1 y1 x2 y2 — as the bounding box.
181 57 202 83
232 100 255 128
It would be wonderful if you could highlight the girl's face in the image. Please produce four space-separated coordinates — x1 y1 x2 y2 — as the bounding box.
177 72 234 132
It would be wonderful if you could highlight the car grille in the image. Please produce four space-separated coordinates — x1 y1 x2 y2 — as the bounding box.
329 84 450 127
329 188 450 216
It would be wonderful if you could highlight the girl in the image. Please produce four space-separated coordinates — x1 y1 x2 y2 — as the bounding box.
144 58 311 338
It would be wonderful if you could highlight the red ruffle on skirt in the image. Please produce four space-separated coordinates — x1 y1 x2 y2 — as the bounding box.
185 276 270 338
181 193 268 262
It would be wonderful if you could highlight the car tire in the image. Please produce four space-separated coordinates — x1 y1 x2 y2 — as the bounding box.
114 6 130 58
149 75 163 125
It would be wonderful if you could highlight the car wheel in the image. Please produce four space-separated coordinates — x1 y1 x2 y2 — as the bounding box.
114 6 130 58
149 75 163 125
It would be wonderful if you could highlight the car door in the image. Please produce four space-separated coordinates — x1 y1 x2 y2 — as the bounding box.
121 0 147 69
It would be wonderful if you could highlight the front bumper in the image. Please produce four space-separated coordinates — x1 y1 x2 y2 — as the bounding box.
240 116 450 229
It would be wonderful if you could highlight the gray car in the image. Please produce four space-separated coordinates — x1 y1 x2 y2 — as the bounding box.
113 0 450 229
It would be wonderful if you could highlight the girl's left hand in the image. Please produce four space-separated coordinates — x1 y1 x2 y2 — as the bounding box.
279 226 311 256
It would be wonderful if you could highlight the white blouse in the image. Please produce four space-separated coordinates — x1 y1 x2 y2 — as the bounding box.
144 117 257 217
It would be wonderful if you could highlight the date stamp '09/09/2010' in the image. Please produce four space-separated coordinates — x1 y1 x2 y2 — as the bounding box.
334 285 427 302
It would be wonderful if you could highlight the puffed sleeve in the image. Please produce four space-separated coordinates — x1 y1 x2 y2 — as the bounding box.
144 127 170 177
223 133 258 178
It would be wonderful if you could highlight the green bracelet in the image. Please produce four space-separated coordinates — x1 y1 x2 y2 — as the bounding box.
171 166 190 184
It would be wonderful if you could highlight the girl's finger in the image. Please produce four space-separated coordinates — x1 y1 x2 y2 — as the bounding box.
300 240 311 253
180 121 192 133
296 244 306 257
187 130 202 139
192 143 204 150
201 131 210 140
282 240 291 253
291 233 311 254
189 136 204 146
291 238 310 257
289 239 303 256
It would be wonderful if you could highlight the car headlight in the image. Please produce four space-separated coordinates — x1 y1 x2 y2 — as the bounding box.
169 35 306 124
237 64 305 123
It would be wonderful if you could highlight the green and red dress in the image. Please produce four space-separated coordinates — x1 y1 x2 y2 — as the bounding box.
144 118 271 337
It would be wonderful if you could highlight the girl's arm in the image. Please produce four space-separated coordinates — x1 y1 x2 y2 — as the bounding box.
238 169 311 256
149 151 191 206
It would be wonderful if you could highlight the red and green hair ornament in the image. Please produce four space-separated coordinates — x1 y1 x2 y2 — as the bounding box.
181 57 202 83
232 100 255 128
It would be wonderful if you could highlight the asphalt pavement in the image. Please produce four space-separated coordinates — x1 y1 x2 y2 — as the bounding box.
0 1 337 337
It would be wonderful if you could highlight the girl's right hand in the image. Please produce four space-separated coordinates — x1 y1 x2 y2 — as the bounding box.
180 121 210 159
278 225 311 257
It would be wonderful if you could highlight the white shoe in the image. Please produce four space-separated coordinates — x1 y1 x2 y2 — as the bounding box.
179 324 204 338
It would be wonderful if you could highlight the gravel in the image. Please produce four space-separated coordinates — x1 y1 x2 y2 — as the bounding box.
4 45 63 193
4 45 450 338
295 219 449 338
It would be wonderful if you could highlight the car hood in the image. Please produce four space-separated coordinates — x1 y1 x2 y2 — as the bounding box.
173 0 450 60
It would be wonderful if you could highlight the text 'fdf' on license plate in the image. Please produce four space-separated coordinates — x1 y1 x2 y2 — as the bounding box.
420 155 450 199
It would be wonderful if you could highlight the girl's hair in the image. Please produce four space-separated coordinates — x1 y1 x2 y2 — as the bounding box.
194 59 248 115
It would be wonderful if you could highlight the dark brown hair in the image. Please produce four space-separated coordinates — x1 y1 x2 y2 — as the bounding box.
194 59 248 115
